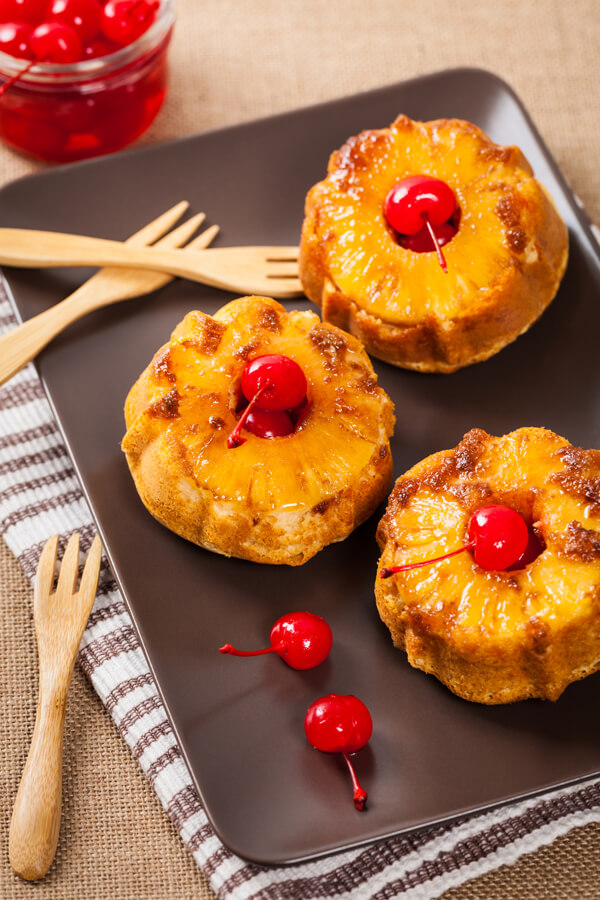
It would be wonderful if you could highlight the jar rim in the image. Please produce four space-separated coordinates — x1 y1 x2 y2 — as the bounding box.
0 0 174 83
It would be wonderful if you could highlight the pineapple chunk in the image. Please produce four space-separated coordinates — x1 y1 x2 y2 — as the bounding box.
123 296 395 565
376 428 600 703
300 116 568 372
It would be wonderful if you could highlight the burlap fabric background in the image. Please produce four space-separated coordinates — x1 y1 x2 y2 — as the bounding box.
1 0 599 897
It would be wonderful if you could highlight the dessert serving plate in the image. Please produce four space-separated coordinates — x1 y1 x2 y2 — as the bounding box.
2 68 600 865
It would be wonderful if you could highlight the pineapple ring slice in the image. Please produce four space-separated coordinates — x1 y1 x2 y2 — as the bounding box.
123 296 395 566
299 116 569 373
375 427 600 703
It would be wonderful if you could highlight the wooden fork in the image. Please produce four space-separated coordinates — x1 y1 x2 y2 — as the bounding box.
0 205 219 387
9 534 102 881
0 227 303 298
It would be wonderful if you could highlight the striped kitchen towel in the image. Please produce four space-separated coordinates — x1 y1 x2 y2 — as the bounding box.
1 290 599 900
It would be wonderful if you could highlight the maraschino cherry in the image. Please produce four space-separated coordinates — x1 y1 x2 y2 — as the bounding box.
304 694 372 811
227 354 307 449
0 18 82 97
100 0 158 45
380 505 534 578
242 406 294 439
219 611 333 670
0 21 33 58
0 0 158 77
400 220 456 254
0 0 46 24
30 21 82 62
47 0 102 44
385 176 457 273
508 527 545 570
82 35 111 57
0 0 157 62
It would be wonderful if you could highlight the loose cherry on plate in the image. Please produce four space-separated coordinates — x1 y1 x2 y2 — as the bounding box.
227 354 307 449
219 611 333 670
100 0 158 46
385 175 456 273
304 694 372 811
380 505 534 578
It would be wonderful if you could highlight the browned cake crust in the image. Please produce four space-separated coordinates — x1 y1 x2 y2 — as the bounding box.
122 296 395 566
299 116 569 373
375 428 600 703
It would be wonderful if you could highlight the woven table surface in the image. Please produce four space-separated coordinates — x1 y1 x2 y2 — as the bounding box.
1 1 599 897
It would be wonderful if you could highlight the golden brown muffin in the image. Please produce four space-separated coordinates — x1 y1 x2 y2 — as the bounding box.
375 427 600 703
299 115 569 373
122 296 395 566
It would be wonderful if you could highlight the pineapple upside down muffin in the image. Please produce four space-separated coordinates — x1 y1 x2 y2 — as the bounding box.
122 296 395 566
375 427 600 703
299 115 569 373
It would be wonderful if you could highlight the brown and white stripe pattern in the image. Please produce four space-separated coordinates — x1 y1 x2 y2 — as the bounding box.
0 292 599 899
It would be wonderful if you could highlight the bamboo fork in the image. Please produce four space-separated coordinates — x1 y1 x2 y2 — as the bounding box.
0 204 219 387
9 534 102 881
0 227 303 298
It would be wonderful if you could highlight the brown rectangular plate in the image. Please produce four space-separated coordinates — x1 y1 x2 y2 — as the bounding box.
2 68 600 865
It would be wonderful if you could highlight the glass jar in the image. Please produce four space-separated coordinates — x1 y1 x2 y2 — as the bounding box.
0 0 174 162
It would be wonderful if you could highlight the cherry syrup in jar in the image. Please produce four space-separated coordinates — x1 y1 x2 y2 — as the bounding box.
0 0 174 162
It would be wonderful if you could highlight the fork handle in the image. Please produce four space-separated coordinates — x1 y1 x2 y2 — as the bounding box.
0 228 255 293
0 293 93 387
9 687 67 880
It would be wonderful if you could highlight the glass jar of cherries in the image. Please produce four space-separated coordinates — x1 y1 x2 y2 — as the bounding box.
0 0 174 162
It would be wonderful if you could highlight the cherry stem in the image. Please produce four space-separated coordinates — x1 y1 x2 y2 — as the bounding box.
380 540 475 578
0 57 37 99
342 752 367 811
219 642 281 658
423 214 448 274
227 383 272 449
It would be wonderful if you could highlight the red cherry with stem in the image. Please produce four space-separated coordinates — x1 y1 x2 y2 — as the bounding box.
228 354 307 449
100 0 158 46
0 0 46 24
399 219 456 254
0 21 33 58
30 20 83 61
0 17 83 99
385 176 456 234
467 506 530 570
380 505 530 578
304 694 372 811
507 527 544 570
385 176 456 273
219 611 333 670
243 406 294 439
226 383 269 448
46 0 102 44
241 354 307 411
82 36 113 57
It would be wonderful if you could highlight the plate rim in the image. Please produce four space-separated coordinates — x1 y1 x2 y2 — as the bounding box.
2 66 600 865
